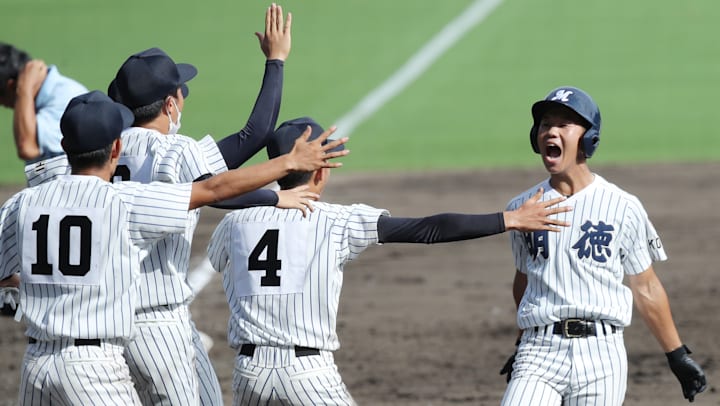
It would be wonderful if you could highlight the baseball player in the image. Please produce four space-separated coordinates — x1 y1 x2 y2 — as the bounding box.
206 117 572 405
47 6 292 405
0 42 87 165
499 86 706 405
0 91 346 405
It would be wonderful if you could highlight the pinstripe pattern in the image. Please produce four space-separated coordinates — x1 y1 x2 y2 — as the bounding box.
506 175 666 329
19 339 140 406
118 127 227 406
207 202 386 404
502 174 664 405
232 347 355 406
0 175 191 405
502 326 627 406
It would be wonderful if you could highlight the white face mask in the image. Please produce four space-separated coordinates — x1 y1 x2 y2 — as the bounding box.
167 97 182 135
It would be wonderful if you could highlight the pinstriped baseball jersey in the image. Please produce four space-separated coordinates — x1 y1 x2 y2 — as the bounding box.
207 202 388 351
24 154 70 187
506 174 667 329
0 175 191 340
118 127 228 309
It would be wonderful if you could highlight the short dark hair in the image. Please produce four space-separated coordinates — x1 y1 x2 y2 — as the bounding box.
0 43 31 96
67 144 113 172
131 99 165 126
277 171 314 190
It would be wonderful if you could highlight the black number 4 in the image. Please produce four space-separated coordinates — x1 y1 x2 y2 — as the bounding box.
31 214 92 277
248 229 282 286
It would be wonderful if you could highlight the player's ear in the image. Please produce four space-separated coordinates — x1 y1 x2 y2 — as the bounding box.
110 138 122 160
312 168 325 186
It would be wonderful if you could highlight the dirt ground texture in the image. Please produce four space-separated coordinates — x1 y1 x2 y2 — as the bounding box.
1 163 719 405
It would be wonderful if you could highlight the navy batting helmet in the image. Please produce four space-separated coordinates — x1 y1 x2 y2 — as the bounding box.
529 86 601 158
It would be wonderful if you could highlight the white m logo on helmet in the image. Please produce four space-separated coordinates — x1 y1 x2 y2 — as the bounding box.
551 90 573 102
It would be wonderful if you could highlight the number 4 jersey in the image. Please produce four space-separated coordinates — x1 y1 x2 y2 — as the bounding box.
207 202 388 351
0 175 191 341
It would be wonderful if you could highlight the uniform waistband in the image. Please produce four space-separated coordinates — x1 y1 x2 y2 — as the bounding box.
239 344 320 358
529 319 621 338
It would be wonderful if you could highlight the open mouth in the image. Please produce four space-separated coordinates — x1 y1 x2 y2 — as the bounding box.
545 143 561 158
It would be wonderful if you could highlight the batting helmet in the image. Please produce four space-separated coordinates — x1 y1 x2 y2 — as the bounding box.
529 86 601 158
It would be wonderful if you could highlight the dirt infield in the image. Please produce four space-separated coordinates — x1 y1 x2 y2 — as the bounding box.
1 163 718 405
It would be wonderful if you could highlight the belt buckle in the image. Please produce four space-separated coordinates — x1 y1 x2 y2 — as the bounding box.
562 318 584 338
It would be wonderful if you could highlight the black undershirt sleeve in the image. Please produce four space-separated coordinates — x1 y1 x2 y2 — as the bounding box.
192 174 279 209
377 213 506 244
216 60 284 169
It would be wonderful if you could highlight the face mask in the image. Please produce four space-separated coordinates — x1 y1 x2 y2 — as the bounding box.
167 97 182 135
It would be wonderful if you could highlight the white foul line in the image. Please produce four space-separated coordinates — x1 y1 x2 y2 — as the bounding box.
331 0 504 140
186 0 503 294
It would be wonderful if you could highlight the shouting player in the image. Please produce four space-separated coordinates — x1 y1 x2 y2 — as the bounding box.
499 86 706 405
0 92 347 405
206 117 572 405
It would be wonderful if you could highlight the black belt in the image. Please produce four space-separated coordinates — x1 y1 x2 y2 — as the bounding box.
28 337 101 346
239 344 320 357
533 319 617 338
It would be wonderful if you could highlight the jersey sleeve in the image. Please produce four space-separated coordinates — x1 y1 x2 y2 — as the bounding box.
122 182 193 247
156 135 226 184
619 199 667 275
0 193 24 279
196 135 229 175
24 155 71 187
338 204 388 263
207 214 232 273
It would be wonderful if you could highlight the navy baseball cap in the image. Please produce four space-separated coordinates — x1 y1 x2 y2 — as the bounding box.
60 91 134 154
107 47 197 108
267 117 344 159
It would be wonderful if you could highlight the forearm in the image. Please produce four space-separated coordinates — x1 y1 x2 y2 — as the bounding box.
13 93 40 160
633 275 683 352
216 60 284 169
377 212 504 244
209 188 279 209
190 156 291 210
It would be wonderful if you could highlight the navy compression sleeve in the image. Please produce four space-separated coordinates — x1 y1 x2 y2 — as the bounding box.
377 213 505 244
216 60 284 169
192 174 279 209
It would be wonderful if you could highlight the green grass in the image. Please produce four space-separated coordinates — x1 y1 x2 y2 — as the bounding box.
1 0 718 184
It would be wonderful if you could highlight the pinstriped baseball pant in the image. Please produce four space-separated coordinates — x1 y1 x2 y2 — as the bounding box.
189 319 223 405
502 323 627 406
232 346 356 406
124 304 198 406
20 338 141 406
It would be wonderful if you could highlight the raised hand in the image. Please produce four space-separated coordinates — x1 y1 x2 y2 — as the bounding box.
287 126 349 172
255 3 292 61
504 188 572 232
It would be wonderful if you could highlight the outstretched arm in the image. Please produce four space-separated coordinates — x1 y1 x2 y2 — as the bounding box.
190 126 346 210
377 189 570 243
216 4 291 169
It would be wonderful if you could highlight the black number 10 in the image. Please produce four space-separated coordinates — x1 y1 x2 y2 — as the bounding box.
31 215 92 277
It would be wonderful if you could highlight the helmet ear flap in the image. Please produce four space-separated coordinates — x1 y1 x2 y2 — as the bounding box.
530 125 540 154
582 127 600 158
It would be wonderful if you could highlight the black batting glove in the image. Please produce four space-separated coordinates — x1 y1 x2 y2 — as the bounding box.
666 344 707 402
499 338 520 384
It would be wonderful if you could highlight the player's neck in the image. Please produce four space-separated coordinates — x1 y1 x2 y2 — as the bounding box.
549 165 594 197
142 116 171 135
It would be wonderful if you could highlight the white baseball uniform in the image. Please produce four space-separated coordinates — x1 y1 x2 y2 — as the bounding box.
0 175 191 406
207 202 387 405
501 174 666 406
116 127 227 406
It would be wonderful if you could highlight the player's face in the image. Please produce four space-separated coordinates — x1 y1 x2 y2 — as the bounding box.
536 106 588 175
